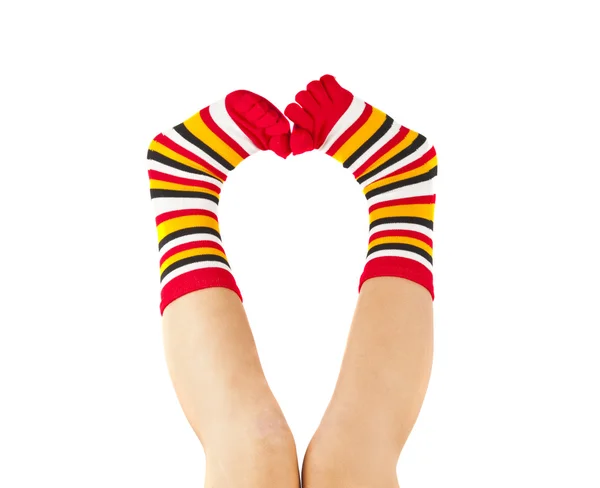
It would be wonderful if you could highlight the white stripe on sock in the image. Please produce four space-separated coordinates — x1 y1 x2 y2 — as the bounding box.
366 249 433 271
365 179 434 205
151 197 220 216
161 261 231 287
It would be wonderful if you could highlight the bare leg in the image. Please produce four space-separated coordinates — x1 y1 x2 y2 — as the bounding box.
303 278 433 488
163 289 300 488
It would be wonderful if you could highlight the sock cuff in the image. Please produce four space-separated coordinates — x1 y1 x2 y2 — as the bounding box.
359 256 434 299
160 267 242 315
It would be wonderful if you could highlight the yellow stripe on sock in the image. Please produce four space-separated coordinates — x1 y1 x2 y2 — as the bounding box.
183 112 244 167
364 155 438 194
149 140 224 181
369 203 435 223
359 130 420 179
331 108 387 163
150 179 220 199
368 236 433 256
157 215 219 242
160 247 227 274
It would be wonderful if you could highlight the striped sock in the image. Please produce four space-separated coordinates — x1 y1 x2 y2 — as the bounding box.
147 90 290 314
285 75 437 297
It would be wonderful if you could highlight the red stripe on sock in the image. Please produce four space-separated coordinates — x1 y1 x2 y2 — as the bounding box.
353 126 410 178
368 195 436 213
154 133 227 181
326 104 373 156
359 256 434 299
160 268 242 315
155 208 218 226
369 229 433 247
160 240 225 266
148 169 221 194
200 107 250 159
368 146 437 184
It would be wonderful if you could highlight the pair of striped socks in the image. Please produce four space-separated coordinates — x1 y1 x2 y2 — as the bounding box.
147 76 437 314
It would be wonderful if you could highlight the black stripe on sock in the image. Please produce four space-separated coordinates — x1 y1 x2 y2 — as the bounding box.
365 166 438 199
342 115 394 169
367 243 433 264
150 189 220 204
147 150 221 182
160 254 230 282
369 216 434 231
356 134 427 185
173 123 236 172
158 227 222 251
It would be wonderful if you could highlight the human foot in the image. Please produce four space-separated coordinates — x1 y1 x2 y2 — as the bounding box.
147 90 290 314
285 75 437 297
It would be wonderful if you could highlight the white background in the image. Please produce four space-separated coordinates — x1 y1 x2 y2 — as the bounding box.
1 1 599 486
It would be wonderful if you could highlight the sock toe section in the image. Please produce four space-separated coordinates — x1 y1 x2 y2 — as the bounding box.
320 74 352 101
286 75 354 152
285 102 314 131
225 90 291 158
290 127 314 155
269 133 292 159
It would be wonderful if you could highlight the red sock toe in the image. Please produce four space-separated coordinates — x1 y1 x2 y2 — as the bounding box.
290 127 314 155
225 90 290 158
269 133 291 159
